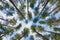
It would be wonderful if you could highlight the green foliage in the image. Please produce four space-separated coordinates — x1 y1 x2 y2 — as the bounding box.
0 0 2 1
29 0 35 8
54 34 60 40
34 7 39 16
22 28 29 37
33 17 38 23
40 11 48 18
46 18 54 26
0 5 3 10
51 33 60 40
30 35 34 40
5 28 13 34
57 5 60 10
36 26 44 32
36 33 41 37
53 18 60 26
34 11 38 16
20 3 26 10
0 24 2 28
31 25 36 32
49 0 60 4
39 21 45 24
16 24 22 30
54 27 60 32
7 11 13 16
57 0 60 3
49 0 53 4
4 3 9 8
35 7 39 11
0 0 60 40
28 12 32 20
8 18 16 25
0 38 2 40
0 24 5 31
9 7 14 11
34 7 39 15
12 34 21 40
55 18 60 22
31 25 44 32
19 13 25 20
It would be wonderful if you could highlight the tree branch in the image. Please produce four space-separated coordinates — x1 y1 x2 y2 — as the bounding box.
0 18 8 21
36 31 49 40
34 0 41 14
38 0 50 16
48 6 60 15
43 30 60 35
0 32 6 38
9 0 25 19
19 35 24 40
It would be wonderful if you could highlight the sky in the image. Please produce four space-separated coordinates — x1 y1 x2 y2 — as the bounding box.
0 0 60 40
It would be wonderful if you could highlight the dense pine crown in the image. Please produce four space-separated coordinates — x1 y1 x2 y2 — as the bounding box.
0 0 60 40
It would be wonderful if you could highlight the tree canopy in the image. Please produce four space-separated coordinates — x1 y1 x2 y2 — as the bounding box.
0 0 60 40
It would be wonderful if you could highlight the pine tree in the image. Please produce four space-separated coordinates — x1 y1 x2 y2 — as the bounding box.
0 0 60 40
